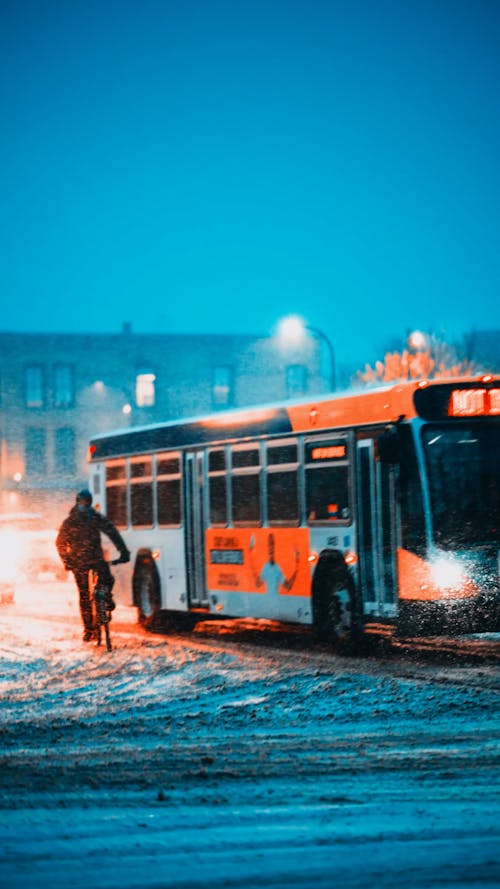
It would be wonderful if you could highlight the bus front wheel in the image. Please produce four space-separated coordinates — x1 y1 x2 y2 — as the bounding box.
134 559 161 629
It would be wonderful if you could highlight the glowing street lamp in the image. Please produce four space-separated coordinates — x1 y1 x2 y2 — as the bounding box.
277 315 336 391
278 315 307 343
407 330 428 351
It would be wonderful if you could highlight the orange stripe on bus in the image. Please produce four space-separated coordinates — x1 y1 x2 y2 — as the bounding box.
287 384 419 433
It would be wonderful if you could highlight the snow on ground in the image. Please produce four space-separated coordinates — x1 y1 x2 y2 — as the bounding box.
0 582 499 888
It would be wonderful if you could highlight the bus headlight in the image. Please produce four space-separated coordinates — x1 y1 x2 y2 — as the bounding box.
430 555 466 591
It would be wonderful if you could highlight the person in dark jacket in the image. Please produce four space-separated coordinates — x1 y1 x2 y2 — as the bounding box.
56 489 130 641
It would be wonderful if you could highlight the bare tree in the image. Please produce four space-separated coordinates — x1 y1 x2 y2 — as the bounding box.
352 333 480 387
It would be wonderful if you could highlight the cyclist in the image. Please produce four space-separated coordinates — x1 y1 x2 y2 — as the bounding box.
56 489 130 641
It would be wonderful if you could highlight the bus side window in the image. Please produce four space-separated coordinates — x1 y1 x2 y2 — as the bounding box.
304 438 350 523
306 464 350 522
231 445 261 526
130 458 153 528
157 453 182 527
266 440 299 525
105 461 128 528
208 448 228 526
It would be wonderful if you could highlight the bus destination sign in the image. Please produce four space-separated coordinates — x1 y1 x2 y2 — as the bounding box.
449 388 500 417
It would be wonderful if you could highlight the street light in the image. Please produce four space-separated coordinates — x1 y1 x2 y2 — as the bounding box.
277 315 336 392
407 330 428 351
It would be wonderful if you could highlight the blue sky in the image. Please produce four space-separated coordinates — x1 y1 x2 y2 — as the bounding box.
1 0 499 366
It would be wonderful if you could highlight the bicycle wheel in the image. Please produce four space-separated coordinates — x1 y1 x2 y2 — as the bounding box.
94 587 113 652
103 620 112 652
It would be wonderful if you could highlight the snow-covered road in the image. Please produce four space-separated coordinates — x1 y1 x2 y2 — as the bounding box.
0 583 499 888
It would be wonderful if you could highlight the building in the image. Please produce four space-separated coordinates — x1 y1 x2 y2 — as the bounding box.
0 327 323 523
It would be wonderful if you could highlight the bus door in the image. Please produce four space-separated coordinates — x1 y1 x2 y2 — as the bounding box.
356 439 398 618
184 451 208 607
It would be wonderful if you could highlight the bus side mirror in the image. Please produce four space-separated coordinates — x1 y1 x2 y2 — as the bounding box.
378 428 400 464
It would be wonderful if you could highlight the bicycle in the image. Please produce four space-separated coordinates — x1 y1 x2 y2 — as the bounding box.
89 557 125 652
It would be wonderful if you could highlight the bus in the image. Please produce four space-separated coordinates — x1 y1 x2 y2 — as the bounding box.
87 376 500 643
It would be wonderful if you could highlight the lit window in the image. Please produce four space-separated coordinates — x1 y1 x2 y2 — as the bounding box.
25 366 44 408
136 372 156 407
54 364 74 408
213 366 233 408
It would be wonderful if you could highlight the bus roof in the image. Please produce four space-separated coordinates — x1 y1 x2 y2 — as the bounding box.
89 376 499 461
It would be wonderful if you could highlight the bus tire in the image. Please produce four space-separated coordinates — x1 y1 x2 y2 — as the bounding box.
314 569 358 651
134 558 161 629
163 611 197 633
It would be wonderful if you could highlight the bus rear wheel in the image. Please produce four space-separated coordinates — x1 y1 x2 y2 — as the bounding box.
315 574 357 649
134 559 161 629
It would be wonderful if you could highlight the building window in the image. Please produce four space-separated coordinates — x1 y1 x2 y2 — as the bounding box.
25 427 47 475
136 372 156 407
25 366 44 408
55 427 76 475
212 365 233 408
54 364 74 408
286 364 307 398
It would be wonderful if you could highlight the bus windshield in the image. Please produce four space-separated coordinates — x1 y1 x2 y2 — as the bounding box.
422 424 500 550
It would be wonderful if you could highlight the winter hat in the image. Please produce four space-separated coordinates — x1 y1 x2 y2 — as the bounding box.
76 489 93 505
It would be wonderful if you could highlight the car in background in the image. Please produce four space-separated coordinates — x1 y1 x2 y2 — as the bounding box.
0 513 67 603
0 514 24 603
22 527 68 583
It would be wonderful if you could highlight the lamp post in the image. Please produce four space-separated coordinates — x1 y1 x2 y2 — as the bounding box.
277 315 336 392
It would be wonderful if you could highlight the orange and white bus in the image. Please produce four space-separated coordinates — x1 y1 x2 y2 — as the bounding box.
87 377 500 642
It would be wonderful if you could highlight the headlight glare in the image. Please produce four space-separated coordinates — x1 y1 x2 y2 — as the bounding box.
430 555 466 590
